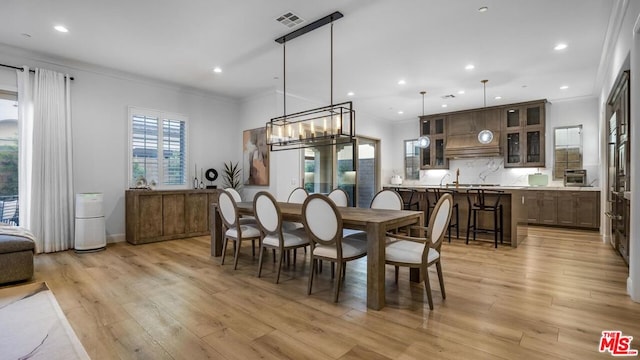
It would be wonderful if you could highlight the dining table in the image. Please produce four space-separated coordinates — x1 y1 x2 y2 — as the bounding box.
210 201 424 310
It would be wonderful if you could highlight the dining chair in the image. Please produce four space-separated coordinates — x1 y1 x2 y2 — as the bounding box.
224 187 256 225
218 190 261 270
253 191 310 284
426 188 459 242
283 187 309 231
385 193 453 310
302 194 367 302
370 189 404 210
327 188 349 207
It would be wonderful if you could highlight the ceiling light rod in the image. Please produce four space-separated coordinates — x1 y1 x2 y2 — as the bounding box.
275 11 343 44
481 79 488 107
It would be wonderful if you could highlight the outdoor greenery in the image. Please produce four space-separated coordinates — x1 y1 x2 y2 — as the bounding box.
0 144 18 196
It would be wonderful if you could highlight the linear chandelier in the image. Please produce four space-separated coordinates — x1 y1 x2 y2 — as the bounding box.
266 11 355 151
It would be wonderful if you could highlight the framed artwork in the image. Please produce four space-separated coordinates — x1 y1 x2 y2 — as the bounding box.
243 127 269 186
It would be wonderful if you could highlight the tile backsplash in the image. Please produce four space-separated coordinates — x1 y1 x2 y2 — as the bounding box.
400 157 600 188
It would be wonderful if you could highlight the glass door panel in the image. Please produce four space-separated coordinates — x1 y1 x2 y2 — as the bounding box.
526 106 541 126
526 130 541 163
336 141 356 206
506 109 520 128
303 146 333 195
435 139 445 166
356 138 378 208
506 133 520 164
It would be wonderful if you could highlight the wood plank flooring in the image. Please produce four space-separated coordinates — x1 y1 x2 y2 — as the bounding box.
11 226 639 359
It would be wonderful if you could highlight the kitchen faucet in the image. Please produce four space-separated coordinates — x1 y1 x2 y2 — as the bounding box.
439 173 451 187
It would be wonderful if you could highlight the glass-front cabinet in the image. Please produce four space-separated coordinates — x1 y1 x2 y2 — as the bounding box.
503 100 545 168
419 115 448 169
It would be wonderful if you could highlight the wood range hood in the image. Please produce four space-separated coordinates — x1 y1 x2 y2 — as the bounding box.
445 131 502 158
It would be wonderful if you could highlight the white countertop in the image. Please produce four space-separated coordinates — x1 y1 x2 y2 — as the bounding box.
385 184 601 192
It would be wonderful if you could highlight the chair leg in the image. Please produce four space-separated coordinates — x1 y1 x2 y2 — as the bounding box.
493 208 498 248
500 205 504 244
293 248 297 266
423 267 434 310
319 260 323 273
275 249 285 284
394 265 399 283
331 262 335 279
342 262 346 281
436 261 446 299
308 258 316 295
466 209 471 244
455 206 460 239
233 239 241 270
334 261 343 303
272 249 276 263
257 245 265 278
473 210 477 241
221 238 231 265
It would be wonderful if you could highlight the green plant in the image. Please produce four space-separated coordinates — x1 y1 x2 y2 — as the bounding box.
222 161 242 190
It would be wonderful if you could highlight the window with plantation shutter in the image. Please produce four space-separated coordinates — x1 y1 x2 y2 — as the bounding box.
128 107 188 188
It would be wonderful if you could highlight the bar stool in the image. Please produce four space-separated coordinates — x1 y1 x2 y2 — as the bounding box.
426 188 459 241
465 189 504 248
395 188 421 211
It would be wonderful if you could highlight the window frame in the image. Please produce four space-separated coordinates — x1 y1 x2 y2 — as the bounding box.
127 106 189 189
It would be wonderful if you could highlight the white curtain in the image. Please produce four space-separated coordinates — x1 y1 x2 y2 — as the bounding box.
17 67 33 233
29 68 75 253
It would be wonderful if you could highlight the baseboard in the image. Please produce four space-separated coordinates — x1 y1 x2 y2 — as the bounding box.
106 233 125 244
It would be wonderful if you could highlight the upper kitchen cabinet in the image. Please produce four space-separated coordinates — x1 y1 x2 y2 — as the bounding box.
502 100 546 168
419 115 448 169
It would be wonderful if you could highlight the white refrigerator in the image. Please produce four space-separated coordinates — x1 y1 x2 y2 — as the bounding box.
74 193 106 252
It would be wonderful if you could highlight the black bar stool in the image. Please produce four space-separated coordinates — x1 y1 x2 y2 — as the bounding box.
465 189 504 248
426 188 459 241
394 188 421 211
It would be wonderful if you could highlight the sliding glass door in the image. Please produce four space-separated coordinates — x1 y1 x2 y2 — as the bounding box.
302 136 379 207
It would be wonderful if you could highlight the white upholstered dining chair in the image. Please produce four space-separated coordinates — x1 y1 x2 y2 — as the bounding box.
218 189 261 270
283 187 309 231
385 193 453 310
327 188 349 207
302 194 367 302
253 191 310 284
370 189 404 210
224 187 256 225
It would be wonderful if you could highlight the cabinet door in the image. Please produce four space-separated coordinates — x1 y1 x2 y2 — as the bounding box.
505 132 521 166
505 108 521 128
525 193 540 223
163 194 186 236
539 193 557 225
138 195 163 240
575 192 598 228
186 193 209 233
556 193 575 226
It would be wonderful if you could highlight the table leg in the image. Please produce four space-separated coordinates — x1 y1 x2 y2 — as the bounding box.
210 204 222 256
366 222 385 310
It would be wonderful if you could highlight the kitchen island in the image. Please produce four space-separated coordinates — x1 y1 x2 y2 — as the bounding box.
384 184 600 248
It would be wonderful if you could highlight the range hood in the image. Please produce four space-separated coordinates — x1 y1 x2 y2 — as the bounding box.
445 131 501 158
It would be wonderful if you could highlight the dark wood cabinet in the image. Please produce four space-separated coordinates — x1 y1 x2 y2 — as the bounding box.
419 115 448 169
126 189 218 245
503 100 546 168
527 190 599 229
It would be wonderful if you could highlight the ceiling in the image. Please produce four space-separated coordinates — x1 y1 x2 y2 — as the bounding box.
0 0 614 122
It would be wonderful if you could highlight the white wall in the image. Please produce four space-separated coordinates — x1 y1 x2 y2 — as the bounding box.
0 44 240 242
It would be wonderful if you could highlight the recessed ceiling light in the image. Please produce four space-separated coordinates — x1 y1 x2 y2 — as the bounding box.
397 110 404 114
398 79 406 85
54 25 69 33
458 90 465 94
441 104 448 108
478 6 489 12
347 91 354 96
465 64 475 70
560 85 569 90
554 43 567 51
213 67 222 73
494 96 502 100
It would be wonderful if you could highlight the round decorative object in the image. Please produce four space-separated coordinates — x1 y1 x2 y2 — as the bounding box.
478 129 494 144
417 135 431 148
205 168 218 182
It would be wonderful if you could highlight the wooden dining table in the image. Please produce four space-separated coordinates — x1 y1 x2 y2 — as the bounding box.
210 201 424 310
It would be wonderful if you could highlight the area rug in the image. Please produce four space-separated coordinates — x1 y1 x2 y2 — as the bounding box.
0 282 89 359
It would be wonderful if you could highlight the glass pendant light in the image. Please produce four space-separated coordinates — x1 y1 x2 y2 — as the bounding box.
417 91 430 148
478 80 494 144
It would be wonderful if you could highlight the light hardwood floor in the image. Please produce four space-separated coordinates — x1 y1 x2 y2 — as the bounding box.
17 227 639 359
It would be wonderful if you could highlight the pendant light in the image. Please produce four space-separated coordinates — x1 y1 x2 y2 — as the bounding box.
417 91 430 148
477 80 494 144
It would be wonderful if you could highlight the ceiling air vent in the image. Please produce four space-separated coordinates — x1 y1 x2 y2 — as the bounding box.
276 12 304 28
441 94 456 99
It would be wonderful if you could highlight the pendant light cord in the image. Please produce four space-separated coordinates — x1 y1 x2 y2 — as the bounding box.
283 43 286 117
330 22 333 108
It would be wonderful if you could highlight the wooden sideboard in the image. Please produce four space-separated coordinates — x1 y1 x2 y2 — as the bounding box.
125 189 218 245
